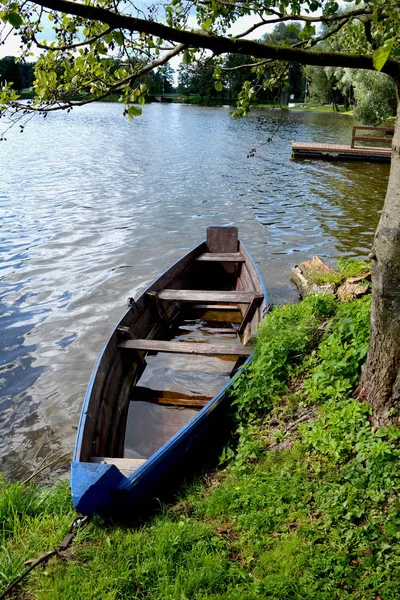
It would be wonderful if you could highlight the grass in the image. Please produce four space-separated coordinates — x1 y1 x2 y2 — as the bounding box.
289 103 351 114
1 260 399 599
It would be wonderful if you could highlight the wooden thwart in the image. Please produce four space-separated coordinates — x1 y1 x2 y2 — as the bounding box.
190 303 240 310
119 339 252 356
196 252 245 262
89 457 147 477
156 290 263 304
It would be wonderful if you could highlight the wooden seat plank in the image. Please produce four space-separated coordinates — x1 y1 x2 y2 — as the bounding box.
190 304 240 310
119 339 252 356
156 290 263 304
196 253 245 262
90 457 147 477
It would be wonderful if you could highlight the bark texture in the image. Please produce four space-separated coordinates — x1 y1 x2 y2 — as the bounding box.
360 88 400 426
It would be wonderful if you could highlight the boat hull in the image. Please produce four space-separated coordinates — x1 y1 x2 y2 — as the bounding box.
71 227 268 516
72 376 236 515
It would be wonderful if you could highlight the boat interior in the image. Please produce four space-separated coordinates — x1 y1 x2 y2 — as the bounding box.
80 228 266 476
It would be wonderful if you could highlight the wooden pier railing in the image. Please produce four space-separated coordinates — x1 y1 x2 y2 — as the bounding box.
351 126 394 149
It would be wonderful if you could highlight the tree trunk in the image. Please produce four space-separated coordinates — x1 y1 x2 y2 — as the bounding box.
360 84 400 426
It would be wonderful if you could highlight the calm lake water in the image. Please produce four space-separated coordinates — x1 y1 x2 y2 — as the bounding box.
0 102 389 479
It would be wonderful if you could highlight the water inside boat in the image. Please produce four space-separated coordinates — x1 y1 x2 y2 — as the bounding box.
124 309 242 459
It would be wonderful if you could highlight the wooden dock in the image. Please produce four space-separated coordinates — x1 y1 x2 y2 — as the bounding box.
292 126 393 162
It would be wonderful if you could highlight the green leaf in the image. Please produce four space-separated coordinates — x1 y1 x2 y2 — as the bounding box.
112 30 124 46
182 50 192 65
126 104 142 120
373 38 395 72
214 81 223 92
201 18 212 31
7 11 23 27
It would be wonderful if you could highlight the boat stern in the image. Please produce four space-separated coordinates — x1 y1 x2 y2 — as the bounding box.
71 461 125 515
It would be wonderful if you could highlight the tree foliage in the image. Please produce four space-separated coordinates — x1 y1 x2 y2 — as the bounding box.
0 0 399 119
175 26 306 107
351 70 397 125
177 58 222 104
0 56 34 91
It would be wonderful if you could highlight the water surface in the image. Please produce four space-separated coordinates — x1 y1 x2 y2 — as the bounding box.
0 103 389 478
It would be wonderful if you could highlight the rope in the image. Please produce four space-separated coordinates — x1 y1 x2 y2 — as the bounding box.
0 515 90 600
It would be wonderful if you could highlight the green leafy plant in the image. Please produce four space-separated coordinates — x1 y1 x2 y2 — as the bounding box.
299 295 371 404
230 294 337 423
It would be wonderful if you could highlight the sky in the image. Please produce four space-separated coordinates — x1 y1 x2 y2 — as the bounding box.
0 25 23 58
0 7 273 68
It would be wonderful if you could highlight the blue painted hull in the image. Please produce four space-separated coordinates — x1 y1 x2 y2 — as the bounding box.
71 231 268 516
71 372 240 515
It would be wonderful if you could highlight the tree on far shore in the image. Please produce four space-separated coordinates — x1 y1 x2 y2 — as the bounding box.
0 56 34 91
1 0 400 427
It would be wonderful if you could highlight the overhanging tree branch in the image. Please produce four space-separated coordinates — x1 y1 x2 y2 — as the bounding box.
9 42 186 112
26 0 400 77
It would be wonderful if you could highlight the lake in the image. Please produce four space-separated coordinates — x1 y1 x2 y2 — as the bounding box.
0 102 389 479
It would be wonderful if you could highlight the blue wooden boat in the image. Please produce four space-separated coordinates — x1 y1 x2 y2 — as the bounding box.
71 227 269 516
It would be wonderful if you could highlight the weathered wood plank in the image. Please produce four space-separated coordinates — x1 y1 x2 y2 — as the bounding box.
293 142 391 154
206 226 238 253
196 253 245 262
190 303 240 310
292 141 391 162
133 387 211 408
238 242 266 342
119 339 252 356
156 290 263 304
239 294 264 334
90 457 146 477
353 135 392 145
185 305 242 323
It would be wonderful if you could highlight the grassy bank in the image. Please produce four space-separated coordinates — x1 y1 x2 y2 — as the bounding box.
289 103 351 114
1 263 400 599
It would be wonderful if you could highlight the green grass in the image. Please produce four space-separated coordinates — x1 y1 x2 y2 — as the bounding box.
289 103 352 114
1 265 399 599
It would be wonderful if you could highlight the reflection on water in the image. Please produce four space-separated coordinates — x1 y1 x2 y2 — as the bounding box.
137 353 234 397
124 317 237 459
0 103 389 479
125 402 198 459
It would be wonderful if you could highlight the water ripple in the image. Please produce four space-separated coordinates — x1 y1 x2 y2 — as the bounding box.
0 103 388 479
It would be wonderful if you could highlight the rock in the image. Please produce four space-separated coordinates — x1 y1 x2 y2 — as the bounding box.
291 256 336 297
